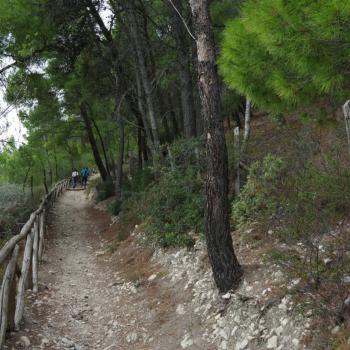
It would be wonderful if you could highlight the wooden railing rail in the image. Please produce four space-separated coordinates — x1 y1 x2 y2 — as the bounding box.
0 178 70 346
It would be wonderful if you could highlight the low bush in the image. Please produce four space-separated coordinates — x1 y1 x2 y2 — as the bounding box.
110 137 205 248
141 168 203 248
234 140 350 326
95 177 115 202
232 154 286 226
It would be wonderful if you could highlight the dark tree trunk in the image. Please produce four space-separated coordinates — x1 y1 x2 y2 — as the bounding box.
43 168 49 194
170 0 196 138
137 126 143 169
30 176 34 199
134 63 157 156
167 94 180 137
189 0 242 292
80 104 109 181
91 116 111 176
54 149 58 181
115 116 124 205
22 165 31 192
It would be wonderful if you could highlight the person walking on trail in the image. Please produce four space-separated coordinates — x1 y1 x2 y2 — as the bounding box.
81 167 89 189
71 168 79 189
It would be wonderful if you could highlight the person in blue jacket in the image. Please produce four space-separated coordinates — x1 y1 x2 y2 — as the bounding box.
81 167 90 189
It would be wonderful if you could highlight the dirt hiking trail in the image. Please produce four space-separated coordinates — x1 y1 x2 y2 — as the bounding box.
4 190 212 350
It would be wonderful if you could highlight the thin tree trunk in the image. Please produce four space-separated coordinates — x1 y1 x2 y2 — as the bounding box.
30 176 34 199
22 165 31 192
137 126 143 169
167 94 180 136
234 127 240 196
80 104 109 181
134 65 156 156
91 116 111 176
43 168 49 194
170 0 196 138
342 100 350 155
189 0 242 292
128 4 161 154
54 148 58 181
240 99 251 156
115 115 125 205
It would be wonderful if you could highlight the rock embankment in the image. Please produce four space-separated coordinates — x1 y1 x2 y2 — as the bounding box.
150 236 314 350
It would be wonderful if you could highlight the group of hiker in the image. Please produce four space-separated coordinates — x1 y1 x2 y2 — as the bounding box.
71 167 90 189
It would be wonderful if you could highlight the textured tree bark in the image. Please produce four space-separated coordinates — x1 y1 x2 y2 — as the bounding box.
189 0 242 292
170 0 197 138
80 104 109 181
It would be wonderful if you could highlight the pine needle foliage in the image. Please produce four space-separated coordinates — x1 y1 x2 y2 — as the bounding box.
219 0 350 112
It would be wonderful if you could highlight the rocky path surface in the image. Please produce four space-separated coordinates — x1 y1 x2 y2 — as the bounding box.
3 189 314 350
4 190 212 350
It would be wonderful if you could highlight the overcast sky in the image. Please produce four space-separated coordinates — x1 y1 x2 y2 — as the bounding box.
0 3 112 148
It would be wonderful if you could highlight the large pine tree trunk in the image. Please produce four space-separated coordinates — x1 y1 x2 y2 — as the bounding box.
80 104 109 181
189 0 242 292
170 0 197 138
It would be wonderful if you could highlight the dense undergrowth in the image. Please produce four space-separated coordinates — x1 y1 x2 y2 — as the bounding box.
233 120 350 348
94 138 205 248
0 184 44 246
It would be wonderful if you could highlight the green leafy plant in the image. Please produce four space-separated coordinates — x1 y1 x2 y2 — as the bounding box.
232 154 286 226
96 177 115 202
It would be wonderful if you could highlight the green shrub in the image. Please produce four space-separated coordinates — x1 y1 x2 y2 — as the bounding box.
140 167 203 248
111 138 205 248
232 154 286 226
108 199 122 216
96 177 115 202
156 137 206 175
104 138 206 249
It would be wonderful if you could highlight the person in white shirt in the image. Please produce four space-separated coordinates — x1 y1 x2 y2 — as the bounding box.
71 169 79 189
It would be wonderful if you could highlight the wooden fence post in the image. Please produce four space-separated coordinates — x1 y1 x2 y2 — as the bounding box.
32 218 39 293
7 269 17 331
15 231 33 328
0 245 19 346
38 211 45 261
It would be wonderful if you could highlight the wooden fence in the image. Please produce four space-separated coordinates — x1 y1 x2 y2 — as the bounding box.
0 178 70 347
